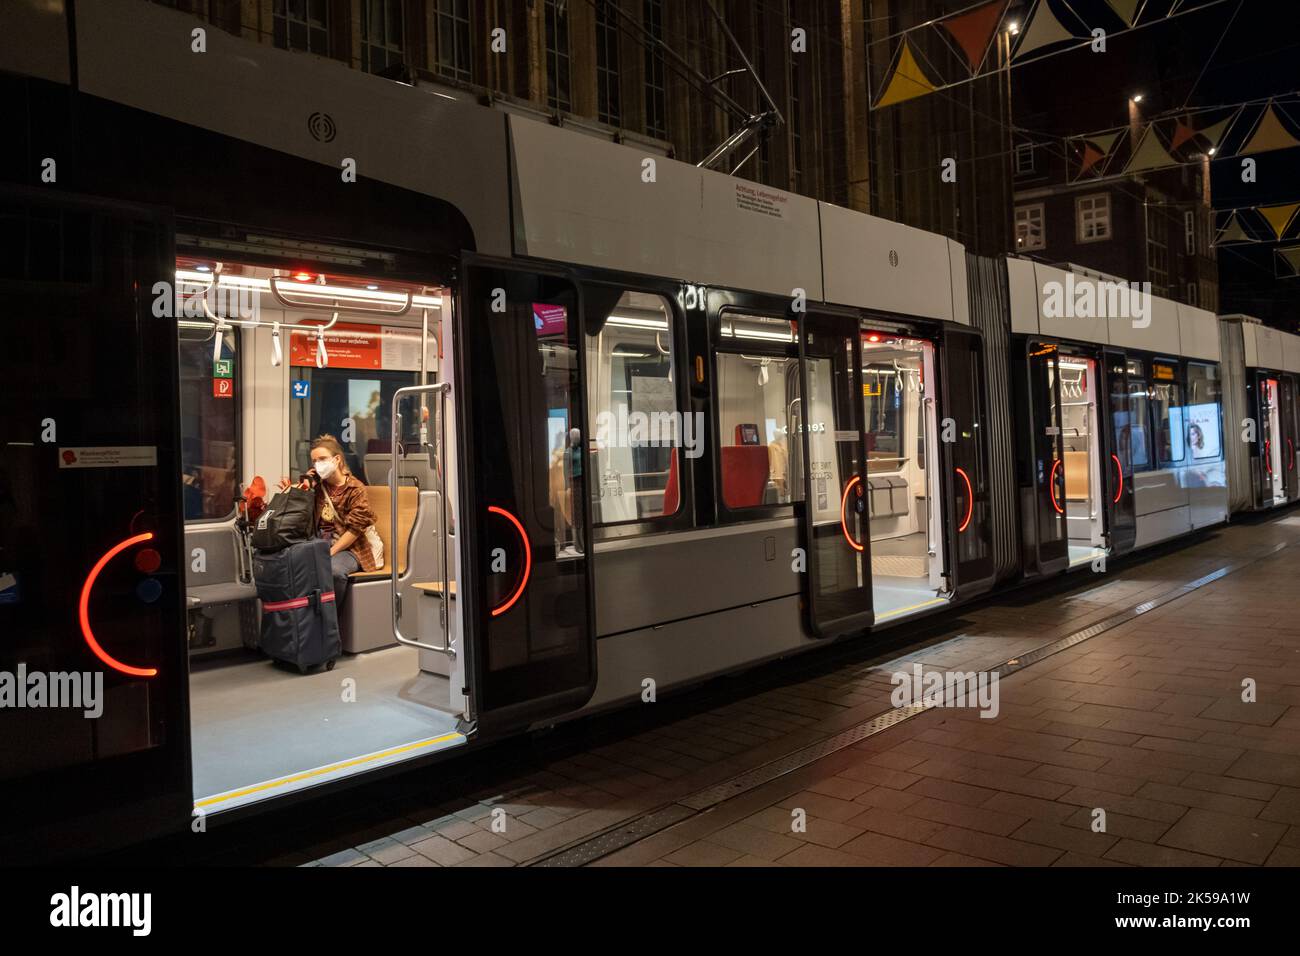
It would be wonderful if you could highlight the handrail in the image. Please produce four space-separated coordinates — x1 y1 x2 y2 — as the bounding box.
390 382 455 658
269 275 413 318
922 395 936 558
1087 401 1099 520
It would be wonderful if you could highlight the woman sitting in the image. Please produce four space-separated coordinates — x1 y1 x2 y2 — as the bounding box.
279 435 383 605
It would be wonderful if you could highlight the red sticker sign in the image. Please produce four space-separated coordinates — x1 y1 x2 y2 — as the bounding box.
213 378 234 399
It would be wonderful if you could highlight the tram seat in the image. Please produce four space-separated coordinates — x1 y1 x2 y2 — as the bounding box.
721 445 769 508
1064 451 1090 501
338 485 419 654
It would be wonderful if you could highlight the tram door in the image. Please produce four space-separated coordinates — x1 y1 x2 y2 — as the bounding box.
1280 375 1299 502
1256 373 1285 507
456 259 596 733
1022 341 1069 575
0 187 191 857
939 327 995 599
1101 350 1137 555
795 307 873 638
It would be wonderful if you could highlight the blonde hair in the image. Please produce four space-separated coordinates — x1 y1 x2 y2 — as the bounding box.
311 434 351 476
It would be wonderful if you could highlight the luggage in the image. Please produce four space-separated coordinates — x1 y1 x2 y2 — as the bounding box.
252 538 341 673
250 486 315 552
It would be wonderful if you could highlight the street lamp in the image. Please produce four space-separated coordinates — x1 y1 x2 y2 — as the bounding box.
1007 21 1020 35
1131 93 1144 103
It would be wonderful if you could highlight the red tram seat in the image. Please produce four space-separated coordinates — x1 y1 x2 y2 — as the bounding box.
663 449 680 515
721 445 769 509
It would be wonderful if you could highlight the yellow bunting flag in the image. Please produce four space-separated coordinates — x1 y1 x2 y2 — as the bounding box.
1259 203 1300 240
874 39 938 109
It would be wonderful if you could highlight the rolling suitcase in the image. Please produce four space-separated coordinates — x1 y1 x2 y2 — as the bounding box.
252 538 341 673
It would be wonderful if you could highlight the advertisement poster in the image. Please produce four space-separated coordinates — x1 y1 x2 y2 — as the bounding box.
1186 403 1222 460
534 303 568 338
288 322 421 371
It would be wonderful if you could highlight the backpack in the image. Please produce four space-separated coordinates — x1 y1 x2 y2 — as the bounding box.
250 486 316 552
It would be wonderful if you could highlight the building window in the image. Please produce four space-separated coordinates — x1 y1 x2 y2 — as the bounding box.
1076 193 1111 243
1147 216 1168 296
1014 142 1035 175
545 0 572 112
587 290 681 525
596 1 621 125
1186 282 1198 306
431 0 472 82
361 0 404 75
273 0 329 55
643 0 667 139
179 329 240 521
1015 203 1045 251
790 55 804 188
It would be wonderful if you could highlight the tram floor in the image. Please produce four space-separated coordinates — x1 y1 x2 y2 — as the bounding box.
168 510 1300 867
189 644 461 809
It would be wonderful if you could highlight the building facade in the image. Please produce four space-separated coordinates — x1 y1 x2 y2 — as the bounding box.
152 0 856 208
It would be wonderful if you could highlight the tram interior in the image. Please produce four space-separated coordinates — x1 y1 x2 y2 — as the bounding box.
861 336 948 619
1055 355 1106 565
177 260 465 812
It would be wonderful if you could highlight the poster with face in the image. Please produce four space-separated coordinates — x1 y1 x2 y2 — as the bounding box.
1186 403 1221 460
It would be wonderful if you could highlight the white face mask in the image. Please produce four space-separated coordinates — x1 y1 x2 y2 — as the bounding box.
313 457 337 481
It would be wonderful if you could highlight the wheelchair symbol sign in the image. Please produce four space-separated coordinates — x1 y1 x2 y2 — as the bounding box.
292 380 310 399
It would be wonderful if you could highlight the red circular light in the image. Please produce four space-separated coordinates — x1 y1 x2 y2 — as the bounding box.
79 532 160 677
840 476 865 552
488 506 532 617
867 334 881 343
1049 459 1063 514
293 271 314 282
955 467 973 532
1111 454 1123 504
134 548 162 574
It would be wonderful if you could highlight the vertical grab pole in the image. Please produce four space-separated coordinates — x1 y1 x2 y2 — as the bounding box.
390 382 455 657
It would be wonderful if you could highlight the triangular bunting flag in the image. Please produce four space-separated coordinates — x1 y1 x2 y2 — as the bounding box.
1124 126 1178 173
1104 0 1141 25
1259 203 1300 240
1014 0 1077 59
1087 130 1122 154
1214 213 1254 245
940 0 1006 70
875 38 939 108
1170 119 1197 152
1276 246 1300 277
1197 112 1236 149
1079 143 1105 176
1240 105 1300 155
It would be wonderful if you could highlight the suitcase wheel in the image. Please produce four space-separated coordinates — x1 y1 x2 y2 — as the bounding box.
326 659 336 671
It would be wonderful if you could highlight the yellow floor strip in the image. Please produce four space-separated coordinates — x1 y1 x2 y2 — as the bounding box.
875 596 947 622
194 732 465 810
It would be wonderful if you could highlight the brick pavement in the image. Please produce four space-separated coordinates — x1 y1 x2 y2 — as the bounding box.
301 514 1300 867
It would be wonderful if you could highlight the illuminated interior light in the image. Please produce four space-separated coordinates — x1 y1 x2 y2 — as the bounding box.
605 314 670 330
866 333 882 343
721 326 794 342
1112 454 1123 503
293 271 314 282
955 467 974 532
195 264 211 272
1049 460 1064 514
488 506 531 617
840 476 865 553
79 532 160 678
174 271 442 308
366 284 379 290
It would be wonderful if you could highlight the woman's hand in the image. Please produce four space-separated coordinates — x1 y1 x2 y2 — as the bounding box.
277 476 311 492
277 476 292 492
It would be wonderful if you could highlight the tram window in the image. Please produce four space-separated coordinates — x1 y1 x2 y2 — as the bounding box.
179 328 239 521
715 348 804 511
288 367 419 482
1125 359 1153 472
586 290 682 524
1184 363 1222 461
1150 361 1186 467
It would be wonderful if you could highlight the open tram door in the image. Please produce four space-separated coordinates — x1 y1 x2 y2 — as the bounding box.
1018 340 1069 576
454 257 597 734
1101 350 1138 556
1254 372 1287 507
1279 374 1299 503
794 306 873 638
938 327 996 599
